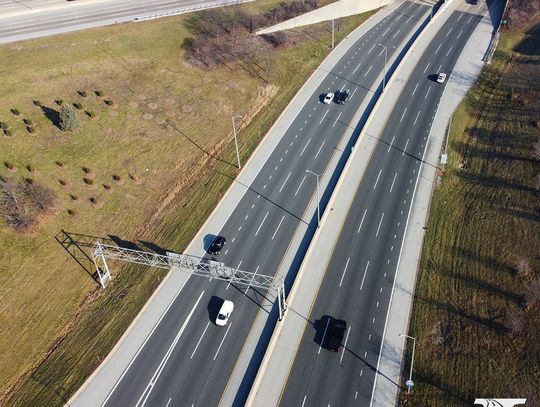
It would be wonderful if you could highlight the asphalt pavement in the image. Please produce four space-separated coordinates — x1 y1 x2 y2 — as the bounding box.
0 0 250 43
88 2 434 407
275 1 492 406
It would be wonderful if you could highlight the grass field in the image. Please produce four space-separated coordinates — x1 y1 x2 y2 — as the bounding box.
403 21 540 406
0 3 376 406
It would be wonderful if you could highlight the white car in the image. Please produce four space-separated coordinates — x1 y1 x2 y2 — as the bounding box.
216 300 234 326
323 92 335 104
436 73 447 83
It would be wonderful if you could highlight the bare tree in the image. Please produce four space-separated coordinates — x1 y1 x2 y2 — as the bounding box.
0 178 35 231
26 181 57 212
506 0 540 29
0 178 57 232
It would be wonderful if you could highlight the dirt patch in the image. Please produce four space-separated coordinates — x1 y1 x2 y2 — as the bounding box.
147 103 158 110
128 101 139 109
182 105 192 113
142 113 154 120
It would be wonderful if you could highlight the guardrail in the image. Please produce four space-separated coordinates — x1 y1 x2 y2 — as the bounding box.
134 0 253 22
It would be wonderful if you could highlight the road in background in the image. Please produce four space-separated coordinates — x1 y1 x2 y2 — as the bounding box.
96 3 432 406
279 1 488 405
0 0 249 43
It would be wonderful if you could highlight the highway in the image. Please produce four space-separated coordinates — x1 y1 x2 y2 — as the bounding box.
0 0 248 43
278 1 488 406
97 2 432 406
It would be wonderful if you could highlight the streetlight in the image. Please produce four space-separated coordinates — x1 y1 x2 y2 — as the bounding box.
398 333 416 393
306 170 321 228
378 44 394 92
232 115 242 169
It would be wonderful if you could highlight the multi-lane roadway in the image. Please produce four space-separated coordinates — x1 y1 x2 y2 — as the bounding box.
97 2 432 406
278 2 488 406
0 0 247 43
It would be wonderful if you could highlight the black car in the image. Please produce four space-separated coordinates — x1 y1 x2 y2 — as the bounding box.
207 236 226 255
336 89 350 105
326 319 347 352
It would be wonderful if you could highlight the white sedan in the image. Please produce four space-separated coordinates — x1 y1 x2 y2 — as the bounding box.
436 73 447 83
323 92 335 104
216 300 234 326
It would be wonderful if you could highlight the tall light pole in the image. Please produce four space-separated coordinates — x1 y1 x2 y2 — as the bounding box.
232 115 242 169
306 170 321 228
398 333 416 393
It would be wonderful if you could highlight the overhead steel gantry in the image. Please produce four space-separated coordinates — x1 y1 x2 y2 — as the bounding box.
93 242 288 319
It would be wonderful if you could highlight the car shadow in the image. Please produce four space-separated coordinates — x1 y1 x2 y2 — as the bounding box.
427 73 439 82
207 296 224 325
313 315 334 348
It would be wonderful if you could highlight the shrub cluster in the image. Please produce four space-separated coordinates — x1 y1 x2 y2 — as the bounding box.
59 107 82 131
0 177 57 232
184 1 318 68
505 0 540 29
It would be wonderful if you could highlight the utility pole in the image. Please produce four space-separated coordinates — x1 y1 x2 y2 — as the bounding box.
306 170 321 228
399 333 416 393
232 115 242 169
